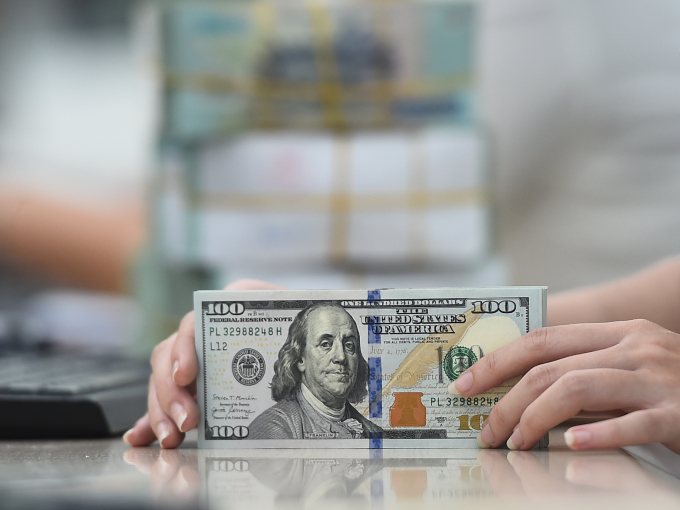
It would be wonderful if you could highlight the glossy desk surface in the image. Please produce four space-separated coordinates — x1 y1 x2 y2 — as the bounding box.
2 427 680 510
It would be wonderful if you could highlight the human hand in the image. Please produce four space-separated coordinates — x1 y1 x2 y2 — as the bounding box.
478 448 674 499
122 440 675 506
450 319 680 452
124 279 284 448
123 449 373 506
124 448 199 505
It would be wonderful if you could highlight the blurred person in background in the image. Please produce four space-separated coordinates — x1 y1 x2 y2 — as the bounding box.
0 0 150 296
0 0 153 351
482 0 680 290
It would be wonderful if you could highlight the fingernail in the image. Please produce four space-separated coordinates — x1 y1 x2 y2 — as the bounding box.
564 428 592 449
477 423 495 449
157 422 170 447
122 428 133 445
172 360 180 384
454 372 473 394
447 381 460 395
565 463 577 482
507 426 523 450
157 452 173 473
171 402 188 432
176 468 191 493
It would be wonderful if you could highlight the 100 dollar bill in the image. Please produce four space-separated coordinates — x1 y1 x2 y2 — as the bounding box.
195 287 547 449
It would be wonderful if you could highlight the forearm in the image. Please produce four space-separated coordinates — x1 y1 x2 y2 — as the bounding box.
0 188 145 293
548 256 680 333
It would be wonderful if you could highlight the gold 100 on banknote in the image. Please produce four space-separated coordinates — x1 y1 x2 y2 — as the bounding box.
195 288 547 449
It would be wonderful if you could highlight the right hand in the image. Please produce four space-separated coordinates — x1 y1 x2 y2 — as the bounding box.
451 319 680 452
123 279 283 448
478 448 674 498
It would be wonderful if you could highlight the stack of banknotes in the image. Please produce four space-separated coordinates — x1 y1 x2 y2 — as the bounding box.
161 0 477 140
156 127 490 270
195 287 547 449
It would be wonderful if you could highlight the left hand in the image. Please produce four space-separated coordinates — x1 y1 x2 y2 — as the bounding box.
450 319 680 452
124 279 283 448
124 448 199 504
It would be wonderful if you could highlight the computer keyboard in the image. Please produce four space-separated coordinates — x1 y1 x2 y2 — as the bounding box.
0 352 151 439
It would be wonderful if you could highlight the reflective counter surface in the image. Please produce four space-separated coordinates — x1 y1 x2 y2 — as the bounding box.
2 427 680 510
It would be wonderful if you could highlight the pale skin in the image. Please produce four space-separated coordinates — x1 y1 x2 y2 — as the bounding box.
452 256 680 452
124 279 285 448
124 257 680 451
0 186 144 292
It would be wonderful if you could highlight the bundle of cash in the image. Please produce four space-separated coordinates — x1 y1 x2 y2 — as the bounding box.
195 287 547 449
161 0 477 139
157 127 490 269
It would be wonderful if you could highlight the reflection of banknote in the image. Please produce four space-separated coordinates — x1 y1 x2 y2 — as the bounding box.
199 450 501 510
161 0 477 139
195 287 547 449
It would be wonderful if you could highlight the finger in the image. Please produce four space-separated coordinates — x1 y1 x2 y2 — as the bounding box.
179 462 200 483
152 337 199 433
155 449 184 475
123 413 158 447
505 451 574 496
453 322 629 397
148 449 182 501
565 454 664 492
476 349 632 448
224 279 285 290
564 408 680 452
171 312 198 387
477 450 525 496
123 443 161 472
510 369 648 450
171 280 284 385
168 468 200 502
168 463 201 502
147 376 185 449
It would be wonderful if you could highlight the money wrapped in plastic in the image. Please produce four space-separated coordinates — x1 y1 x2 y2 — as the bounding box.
195 287 547 449
157 127 490 270
161 0 477 139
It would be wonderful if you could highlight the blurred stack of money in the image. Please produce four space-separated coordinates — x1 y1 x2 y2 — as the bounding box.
142 0 497 350
156 127 492 273
161 0 476 139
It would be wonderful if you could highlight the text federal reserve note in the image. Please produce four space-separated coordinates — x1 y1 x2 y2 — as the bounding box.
195 287 547 448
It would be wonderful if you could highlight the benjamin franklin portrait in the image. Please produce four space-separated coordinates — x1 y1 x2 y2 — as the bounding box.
249 302 383 439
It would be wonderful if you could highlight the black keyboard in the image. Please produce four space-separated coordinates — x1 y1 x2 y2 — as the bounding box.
0 353 150 439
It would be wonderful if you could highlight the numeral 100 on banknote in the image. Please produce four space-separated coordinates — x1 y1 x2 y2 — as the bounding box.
195 287 547 449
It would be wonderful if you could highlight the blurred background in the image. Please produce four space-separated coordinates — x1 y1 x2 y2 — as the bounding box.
1 0 679 357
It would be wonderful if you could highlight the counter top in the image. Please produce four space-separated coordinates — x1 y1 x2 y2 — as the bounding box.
2 427 680 510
